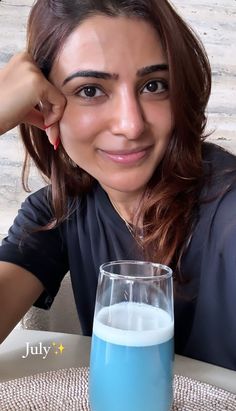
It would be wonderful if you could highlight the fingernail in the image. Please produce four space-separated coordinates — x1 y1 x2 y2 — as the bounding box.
44 123 54 131
54 137 60 151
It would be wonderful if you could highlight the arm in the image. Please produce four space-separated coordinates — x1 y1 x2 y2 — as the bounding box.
0 188 70 343
0 262 44 344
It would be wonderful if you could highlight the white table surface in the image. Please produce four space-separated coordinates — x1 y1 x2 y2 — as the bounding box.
0 329 236 394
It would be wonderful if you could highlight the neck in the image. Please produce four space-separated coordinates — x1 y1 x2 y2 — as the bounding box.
100 183 145 225
104 187 144 225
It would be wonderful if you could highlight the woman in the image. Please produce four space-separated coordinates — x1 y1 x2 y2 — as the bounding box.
0 0 236 370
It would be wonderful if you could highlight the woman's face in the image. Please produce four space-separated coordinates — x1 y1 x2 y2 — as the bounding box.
50 15 174 197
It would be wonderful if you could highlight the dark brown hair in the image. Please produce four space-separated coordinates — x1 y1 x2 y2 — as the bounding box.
20 0 211 275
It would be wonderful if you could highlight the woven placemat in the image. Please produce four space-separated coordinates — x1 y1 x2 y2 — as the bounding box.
0 367 235 411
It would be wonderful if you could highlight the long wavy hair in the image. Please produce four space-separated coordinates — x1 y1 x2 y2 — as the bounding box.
20 0 211 277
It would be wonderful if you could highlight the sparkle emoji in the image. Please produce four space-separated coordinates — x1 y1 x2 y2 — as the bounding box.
51 342 65 355
58 344 65 354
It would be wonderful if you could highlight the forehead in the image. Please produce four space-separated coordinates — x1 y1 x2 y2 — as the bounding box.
51 15 167 83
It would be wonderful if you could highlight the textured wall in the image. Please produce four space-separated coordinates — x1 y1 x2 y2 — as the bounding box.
0 1 44 239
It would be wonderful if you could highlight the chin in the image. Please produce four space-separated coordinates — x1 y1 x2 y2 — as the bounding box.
101 175 150 194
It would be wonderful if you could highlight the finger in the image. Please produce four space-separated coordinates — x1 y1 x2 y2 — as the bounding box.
42 81 66 126
22 108 45 130
45 123 60 147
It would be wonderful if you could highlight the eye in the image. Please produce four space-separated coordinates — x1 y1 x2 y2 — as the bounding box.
76 86 105 98
141 79 168 94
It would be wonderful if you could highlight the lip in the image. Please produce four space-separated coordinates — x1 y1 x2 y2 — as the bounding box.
98 145 153 165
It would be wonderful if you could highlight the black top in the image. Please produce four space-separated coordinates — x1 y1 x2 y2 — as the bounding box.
1 142 236 370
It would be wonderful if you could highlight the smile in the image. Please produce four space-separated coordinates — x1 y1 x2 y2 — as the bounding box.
98 146 153 165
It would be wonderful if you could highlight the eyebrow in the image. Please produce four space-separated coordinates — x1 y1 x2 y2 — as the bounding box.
137 64 168 77
62 70 118 86
62 64 169 86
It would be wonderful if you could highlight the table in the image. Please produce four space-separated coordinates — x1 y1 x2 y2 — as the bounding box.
1 329 236 394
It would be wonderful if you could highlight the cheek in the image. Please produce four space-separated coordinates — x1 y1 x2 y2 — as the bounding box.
59 103 99 144
152 104 175 158
146 100 174 134
159 104 174 140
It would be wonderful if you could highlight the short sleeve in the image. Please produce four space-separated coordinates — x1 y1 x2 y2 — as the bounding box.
0 187 69 309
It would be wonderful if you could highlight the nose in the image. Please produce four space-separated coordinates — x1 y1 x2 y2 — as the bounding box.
110 90 145 140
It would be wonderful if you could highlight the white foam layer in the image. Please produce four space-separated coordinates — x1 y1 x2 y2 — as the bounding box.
93 302 174 346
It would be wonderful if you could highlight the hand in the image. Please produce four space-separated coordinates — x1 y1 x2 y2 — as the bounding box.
0 52 66 143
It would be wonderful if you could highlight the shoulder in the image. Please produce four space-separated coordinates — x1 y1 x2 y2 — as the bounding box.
202 142 236 173
21 185 86 223
201 142 236 217
197 144 236 251
19 186 54 225
189 143 236 247
201 142 236 197
24 186 51 207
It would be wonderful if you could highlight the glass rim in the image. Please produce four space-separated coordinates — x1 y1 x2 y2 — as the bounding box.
100 260 172 280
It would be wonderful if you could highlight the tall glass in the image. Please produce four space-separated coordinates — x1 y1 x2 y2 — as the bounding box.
89 260 174 411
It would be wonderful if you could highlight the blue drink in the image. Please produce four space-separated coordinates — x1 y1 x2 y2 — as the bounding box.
89 302 174 411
